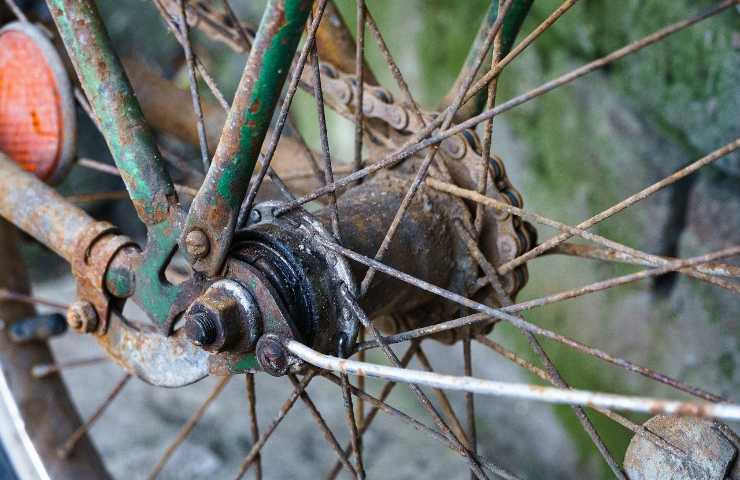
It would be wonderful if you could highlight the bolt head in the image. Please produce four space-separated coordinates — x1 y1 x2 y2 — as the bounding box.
185 229 210 258
256 335 289 377
66 301 98 333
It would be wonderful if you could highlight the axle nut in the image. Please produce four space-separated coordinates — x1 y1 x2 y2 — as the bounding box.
256 334 289 377
183 279 261 353
66 301 98 333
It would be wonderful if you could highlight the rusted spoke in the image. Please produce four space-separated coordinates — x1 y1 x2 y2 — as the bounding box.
338 286 489 479
473 6 503 236
462 332 477 474
426 167 740 294
32 356 109 379
221 0 253 50
358 0 513 298
326 342 419 480
287 373 358 479
147 376 231 480
364 8 423 125
235 371 318 480
464 0 580 106
551 242 740 279
152 0 230 110
177 0 210 171
352 0 366 175
495 138 740 275
415 346 471 450
326 240 735 402
65 191 130 203
475 335 687 460
456 222 625 478
77 157 199 197
311 47 341 240
340 372 365 479
245 373 262 480
236 0 330 225
0 288 68 311
355 246 740 354
57 374 131 459
320 372 522 480
277 1 735 215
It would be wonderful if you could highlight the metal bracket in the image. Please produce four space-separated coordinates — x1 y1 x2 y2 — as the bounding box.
71 221 136 335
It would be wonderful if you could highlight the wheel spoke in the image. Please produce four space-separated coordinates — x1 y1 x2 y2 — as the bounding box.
0 288 68 311
457 222 625 478
475 335 687 460
277 1 735 215
340 371 365 479
355 246 740 354
245 374 262 480
32 356 109 379
338 286 489 479
493 139 740 275
3 0 28 22
234 371 318 480
57 374 131 459
358 0 514 298
287 373 358 479
426 163 740 294
326 239 736 401
177 0 210 172
147 376 231 480
310 46 341 240
415 346 472 450
551 242 740 279
320 371 522 480
236 0 330 226
326 342 419 480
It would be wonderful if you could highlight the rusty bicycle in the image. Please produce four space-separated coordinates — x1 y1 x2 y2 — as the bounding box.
0 0 739 478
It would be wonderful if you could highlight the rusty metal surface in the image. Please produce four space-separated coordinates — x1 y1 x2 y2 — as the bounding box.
0 152 94 262
624 415 739 480
47 0 178 226
0 219 110 479
182 0 313 276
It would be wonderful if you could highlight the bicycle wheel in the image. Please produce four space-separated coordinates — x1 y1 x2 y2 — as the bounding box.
0 1 739 479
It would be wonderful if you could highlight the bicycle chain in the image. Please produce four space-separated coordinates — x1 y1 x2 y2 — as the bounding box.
165 0 535 298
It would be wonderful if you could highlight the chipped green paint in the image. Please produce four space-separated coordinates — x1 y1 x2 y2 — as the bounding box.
47 0 176 226
228 353 260 374
214 0 312 207
183 0 313 275
49 0 191 328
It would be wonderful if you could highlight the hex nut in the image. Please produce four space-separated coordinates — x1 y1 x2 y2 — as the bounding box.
66 301 98 333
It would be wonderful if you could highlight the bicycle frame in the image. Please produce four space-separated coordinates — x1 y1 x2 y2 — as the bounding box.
0 0 531 348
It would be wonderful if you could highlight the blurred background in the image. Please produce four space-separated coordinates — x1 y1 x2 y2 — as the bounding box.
3 0 739 478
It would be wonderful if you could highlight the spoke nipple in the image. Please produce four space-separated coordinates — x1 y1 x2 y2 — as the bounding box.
185 228 210 258
66 301 98 333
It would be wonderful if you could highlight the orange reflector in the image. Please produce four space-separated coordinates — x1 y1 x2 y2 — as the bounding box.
0 22 75 183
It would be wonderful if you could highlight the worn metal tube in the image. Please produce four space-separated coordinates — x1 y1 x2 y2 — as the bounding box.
46 0 176 225
183 0 313 275
286 340 740 421
0 152 94 262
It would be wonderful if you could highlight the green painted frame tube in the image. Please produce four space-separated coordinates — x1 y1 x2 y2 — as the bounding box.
442 0 534 116
47 0 177 226
182 0 313 276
